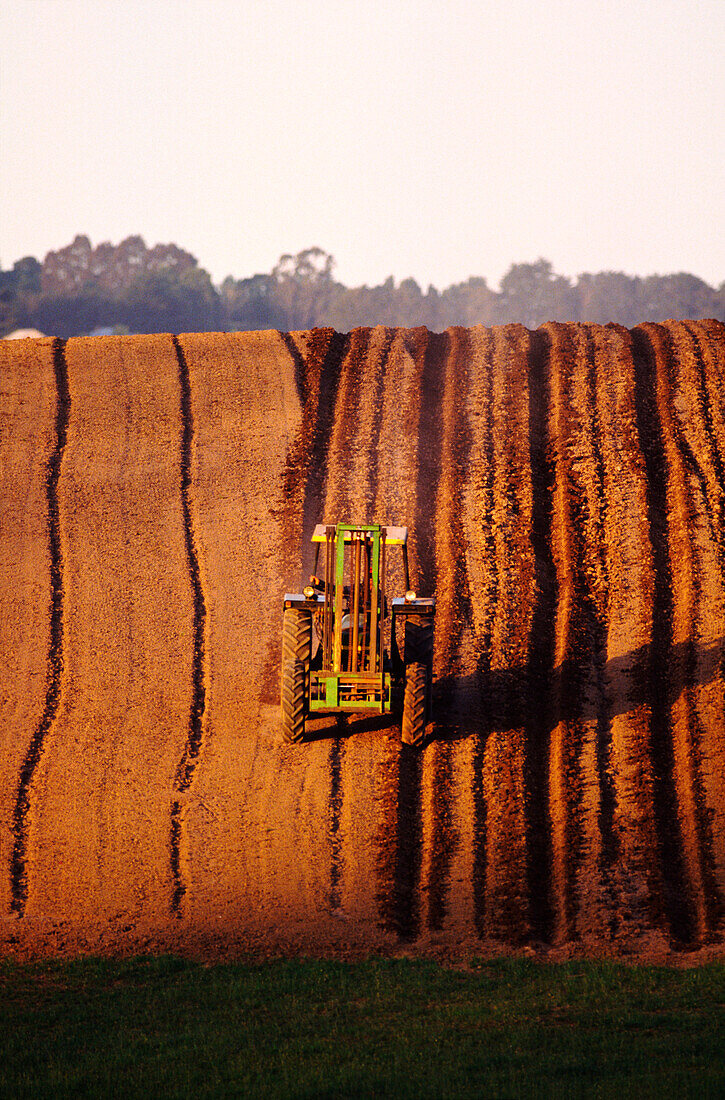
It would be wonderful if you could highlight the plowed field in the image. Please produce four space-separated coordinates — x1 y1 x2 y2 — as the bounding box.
2 321 725 960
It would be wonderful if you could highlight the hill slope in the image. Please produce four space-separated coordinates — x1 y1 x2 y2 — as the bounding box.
1 321 724 958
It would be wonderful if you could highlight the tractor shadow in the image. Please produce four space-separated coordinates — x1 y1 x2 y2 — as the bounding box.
303 710 399 744
373 632 725 945
426 633 725 744
270 634 724 945
293 632 725 747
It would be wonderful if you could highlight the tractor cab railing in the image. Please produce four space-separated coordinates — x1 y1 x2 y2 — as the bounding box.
281 521 435 742
307 524 393 711
310 524 405 672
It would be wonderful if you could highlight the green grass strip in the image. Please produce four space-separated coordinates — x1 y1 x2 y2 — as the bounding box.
1 955 724 1098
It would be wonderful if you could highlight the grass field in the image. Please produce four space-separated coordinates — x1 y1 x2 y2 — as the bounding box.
2 955 724 1098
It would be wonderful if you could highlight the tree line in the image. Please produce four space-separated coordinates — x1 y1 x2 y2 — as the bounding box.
2 236 723 338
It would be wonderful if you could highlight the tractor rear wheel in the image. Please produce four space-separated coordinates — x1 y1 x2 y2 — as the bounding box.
281 607 312 744
281 658 306 743
401 615 433 746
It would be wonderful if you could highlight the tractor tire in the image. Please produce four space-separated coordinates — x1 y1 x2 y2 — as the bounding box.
282 607 312 667
401 615 433 746
401 662 429 747
281 607 312 744
281 659 306 744
403 615 434 668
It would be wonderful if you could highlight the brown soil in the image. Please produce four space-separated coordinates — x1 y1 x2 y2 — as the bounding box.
1 321 725 963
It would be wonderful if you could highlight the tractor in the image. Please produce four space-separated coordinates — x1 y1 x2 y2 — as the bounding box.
280 523 435 745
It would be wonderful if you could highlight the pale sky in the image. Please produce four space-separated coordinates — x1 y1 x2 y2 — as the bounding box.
2 0 724 290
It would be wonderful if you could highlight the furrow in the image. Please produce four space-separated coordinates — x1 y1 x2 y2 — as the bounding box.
586 328 617 881
30 334 192 930
417 328 464 934
524 327 556 942
632 324 699 943
275 329 350 581
170 335 209 916
322 327 371 523
179 330 330 939
546 324 614 943
364 327 396 513
0 337 57 919
408 328 459 937
681 322 725 529
691 321 725 479
658 322 722 936
427 326 477 939
373 327 430 938
596 325 663 942
541 322 603 943
681 321 725 923
10 338 69 915
657 327 721 553
314 328 374 923
259 328 348 703
281 331 309 411
542 322 581 943
375 745 423 940
294 328 349 570
479 326 534 941
461 327 497 935
317 327 399 930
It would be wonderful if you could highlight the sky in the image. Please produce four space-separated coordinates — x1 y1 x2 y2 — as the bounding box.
1 0 724 291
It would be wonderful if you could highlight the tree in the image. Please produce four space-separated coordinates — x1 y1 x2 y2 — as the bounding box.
499 259 575 327
220 273 283 330
636 273 717 322
0 256 42 333
271 247 339 328
33 235 220 334
32 288 114 339
42 235 95 293
439 276 498 327
2 237 723 337
272 247 335 285
119 267 221 334
575 271 637 325
10 256 42 295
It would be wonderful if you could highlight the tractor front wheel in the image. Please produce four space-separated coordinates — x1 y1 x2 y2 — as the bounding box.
281 607 312 744
401 615 433 747
281 658 306 743
401 661 430 746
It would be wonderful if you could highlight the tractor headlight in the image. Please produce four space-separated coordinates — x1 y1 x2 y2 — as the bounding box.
303 585 316 600
405 589 416 602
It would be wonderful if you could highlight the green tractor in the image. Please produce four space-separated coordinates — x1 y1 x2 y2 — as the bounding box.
281 523 435 746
